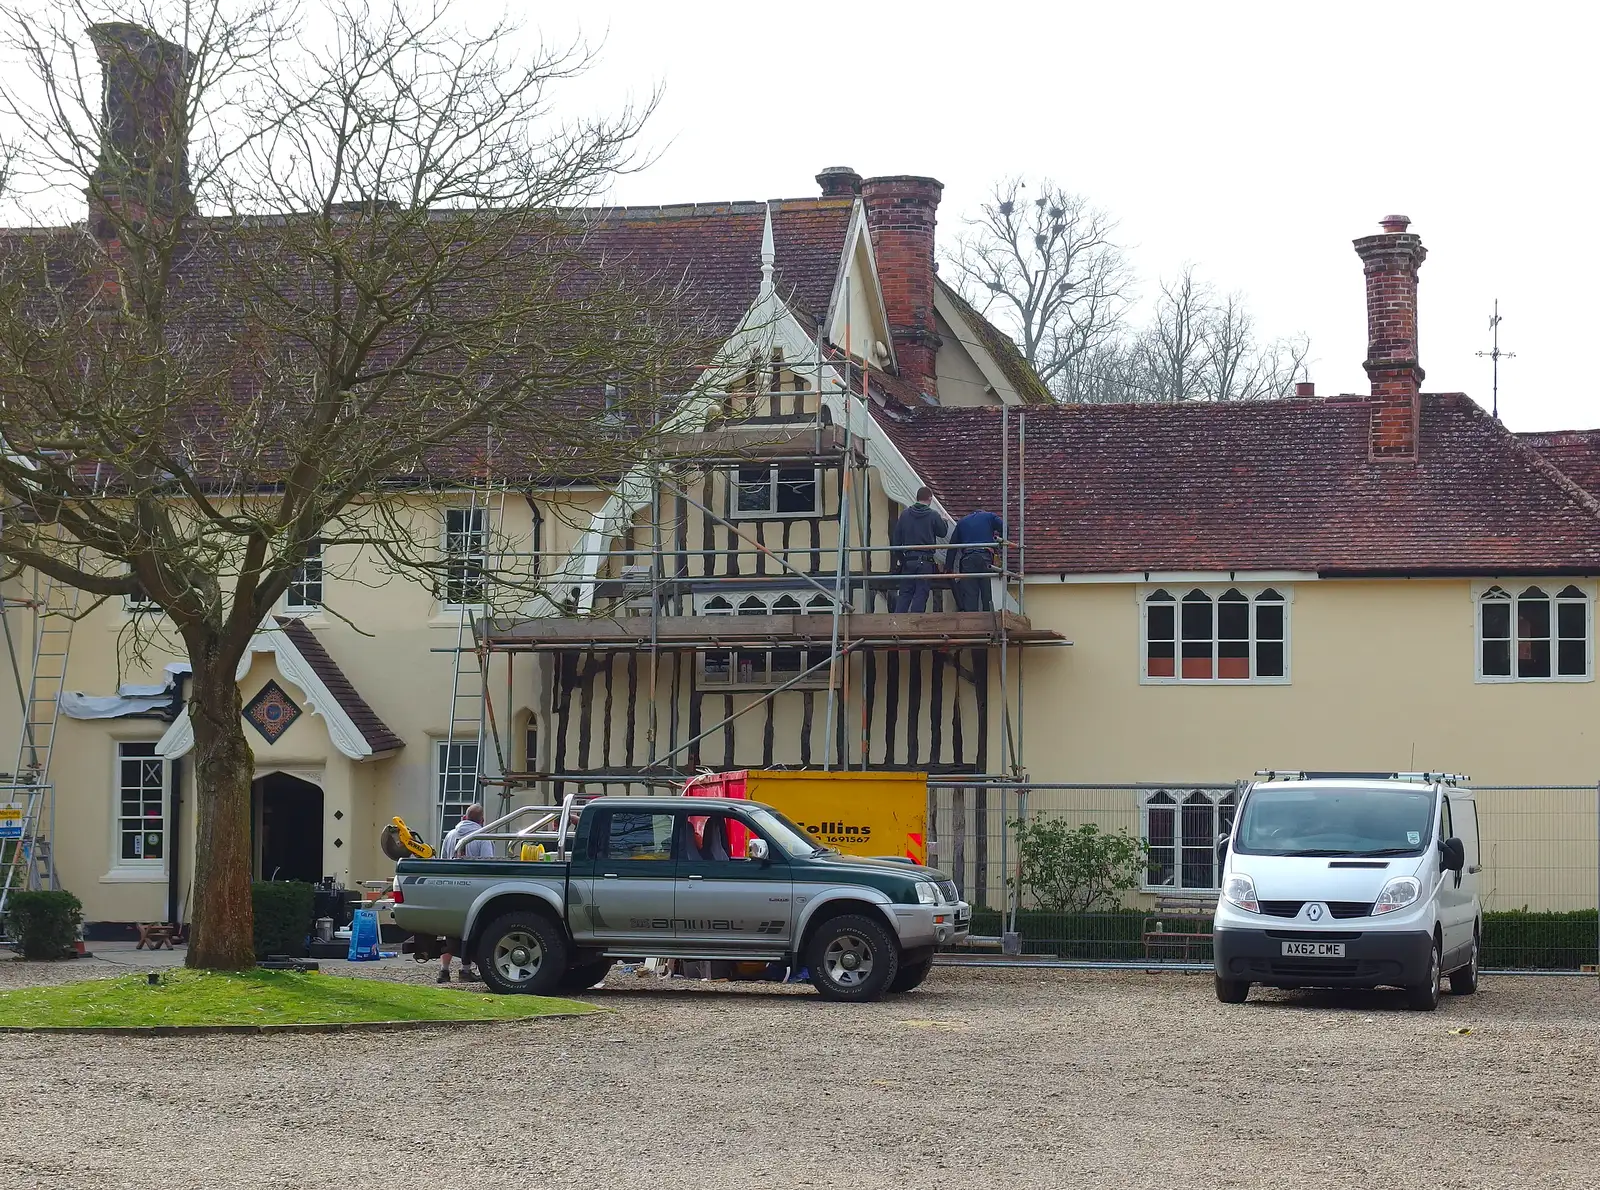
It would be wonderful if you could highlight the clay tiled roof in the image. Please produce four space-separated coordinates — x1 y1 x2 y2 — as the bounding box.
1520 429 1600 501
274 617 405 754
573 197 853 331
1 199 858 488
876 395 1600 576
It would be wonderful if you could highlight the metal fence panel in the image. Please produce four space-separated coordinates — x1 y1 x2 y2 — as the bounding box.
929 781 1599 972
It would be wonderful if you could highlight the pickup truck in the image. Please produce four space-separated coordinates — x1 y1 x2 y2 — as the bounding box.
391 794 970 1002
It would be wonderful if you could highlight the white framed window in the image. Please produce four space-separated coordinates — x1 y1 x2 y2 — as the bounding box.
436 739 480 835
286 538 324 612
124 574 161 614
115 741 166 868
1141 787 1237 891
1141 586 1289 683
732 466 819 518
443 507 487 606
1477 582 1592 682
698 590 834 688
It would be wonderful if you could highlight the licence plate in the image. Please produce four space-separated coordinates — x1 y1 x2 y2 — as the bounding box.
1282 941 1345 958
956 907 971 923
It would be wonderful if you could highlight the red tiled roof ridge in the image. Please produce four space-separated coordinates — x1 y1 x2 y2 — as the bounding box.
1519 428 1600 444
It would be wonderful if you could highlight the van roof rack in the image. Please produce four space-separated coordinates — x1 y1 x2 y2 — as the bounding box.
1254 770 1470 785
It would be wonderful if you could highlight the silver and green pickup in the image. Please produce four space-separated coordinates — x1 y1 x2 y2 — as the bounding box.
391 795 970 1001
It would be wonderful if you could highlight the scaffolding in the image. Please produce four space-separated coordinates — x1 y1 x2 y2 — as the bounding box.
0 557 79 924
436 352 1060 834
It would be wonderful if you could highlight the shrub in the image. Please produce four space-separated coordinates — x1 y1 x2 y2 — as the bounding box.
1008 819 1147 914
250 881 316 959
5 889 84 959
1482 909 1597 970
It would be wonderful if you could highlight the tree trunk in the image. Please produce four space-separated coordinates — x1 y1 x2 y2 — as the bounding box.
184 655 256 970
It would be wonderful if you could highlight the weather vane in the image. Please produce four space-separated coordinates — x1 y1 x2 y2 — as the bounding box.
1475 300 1515 421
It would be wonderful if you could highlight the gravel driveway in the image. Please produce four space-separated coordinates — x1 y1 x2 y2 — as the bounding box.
1 957 1597 1189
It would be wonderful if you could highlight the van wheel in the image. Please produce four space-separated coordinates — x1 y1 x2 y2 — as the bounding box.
475 911 568 996
806 914 899 1002
1449 931 1480 996
1214 976 1249 1004
1408 937 1442 1011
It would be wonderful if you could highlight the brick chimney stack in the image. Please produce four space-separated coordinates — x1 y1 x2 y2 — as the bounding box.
1354 214 1427 460
88 22 192 234
815 166 862 198
860 175 943 399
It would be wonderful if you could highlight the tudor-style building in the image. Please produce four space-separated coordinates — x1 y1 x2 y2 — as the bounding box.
0 27 1052 931
6 25 1600 935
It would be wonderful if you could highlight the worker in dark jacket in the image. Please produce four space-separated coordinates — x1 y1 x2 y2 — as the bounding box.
890 487 950 613
946 509 1005 612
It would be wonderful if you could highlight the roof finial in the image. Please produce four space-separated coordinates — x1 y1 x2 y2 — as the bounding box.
759 202 775 298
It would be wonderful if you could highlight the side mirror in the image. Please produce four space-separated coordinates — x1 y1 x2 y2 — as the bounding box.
746 838 770 863
1216 836 1231 864
1441 837 1465 873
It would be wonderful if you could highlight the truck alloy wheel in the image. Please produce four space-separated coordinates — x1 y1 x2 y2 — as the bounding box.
806 914 898 1002
497 932 543 980
476 910 568 995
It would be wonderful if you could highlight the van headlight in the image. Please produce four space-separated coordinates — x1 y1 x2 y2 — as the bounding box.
915 881 940 905
1222 874 1259 914
1373 876 1421 915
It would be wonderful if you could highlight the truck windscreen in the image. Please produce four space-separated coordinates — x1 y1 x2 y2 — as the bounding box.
1233 787 1436 857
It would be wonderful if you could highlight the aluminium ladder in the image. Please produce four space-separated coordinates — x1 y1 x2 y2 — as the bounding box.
438 482 507 843
0 568 81 926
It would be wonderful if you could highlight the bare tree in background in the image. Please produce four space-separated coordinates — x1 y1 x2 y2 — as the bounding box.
954 178 1309 404
1138 266 1212 404
0 0 717 969
949 177 1133 399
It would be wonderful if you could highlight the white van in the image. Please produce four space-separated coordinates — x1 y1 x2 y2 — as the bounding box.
1213 771 1482 1011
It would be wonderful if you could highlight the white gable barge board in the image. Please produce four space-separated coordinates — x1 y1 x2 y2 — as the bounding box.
156 625 383 761
824 200 895 370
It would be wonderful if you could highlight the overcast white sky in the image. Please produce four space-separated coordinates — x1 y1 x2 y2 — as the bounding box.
541 0 1598 430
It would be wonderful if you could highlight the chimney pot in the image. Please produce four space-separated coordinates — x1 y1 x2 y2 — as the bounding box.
815 166 862 198
1295 381 1316 398
1379 214 1411 234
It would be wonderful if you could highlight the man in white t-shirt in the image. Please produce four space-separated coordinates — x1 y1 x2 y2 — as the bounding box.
436 804 494 983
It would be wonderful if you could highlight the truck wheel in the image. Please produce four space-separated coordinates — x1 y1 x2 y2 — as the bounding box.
806 914 899 1002
475 911 568 996
557 960 614 994
1214 976 1250 1004
1407 937 1442 1012
888 949 935 994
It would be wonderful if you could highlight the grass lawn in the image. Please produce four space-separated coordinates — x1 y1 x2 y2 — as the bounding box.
0 969 596 1029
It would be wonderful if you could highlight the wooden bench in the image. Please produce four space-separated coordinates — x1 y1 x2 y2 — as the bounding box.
135 922 179 950
1141 893 1217 962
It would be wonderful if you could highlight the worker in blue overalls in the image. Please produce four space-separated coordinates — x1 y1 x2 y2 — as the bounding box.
946 508 1004 612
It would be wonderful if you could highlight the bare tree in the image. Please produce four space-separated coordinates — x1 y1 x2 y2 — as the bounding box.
948 177 1133 400
0 0 718 969
1064 267 1310 405
1139 266 1212 404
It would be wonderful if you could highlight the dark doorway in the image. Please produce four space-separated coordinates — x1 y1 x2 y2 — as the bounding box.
252 773 325 884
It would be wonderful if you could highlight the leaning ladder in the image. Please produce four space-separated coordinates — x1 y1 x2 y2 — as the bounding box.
437 483 506 844
0 569 81 926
